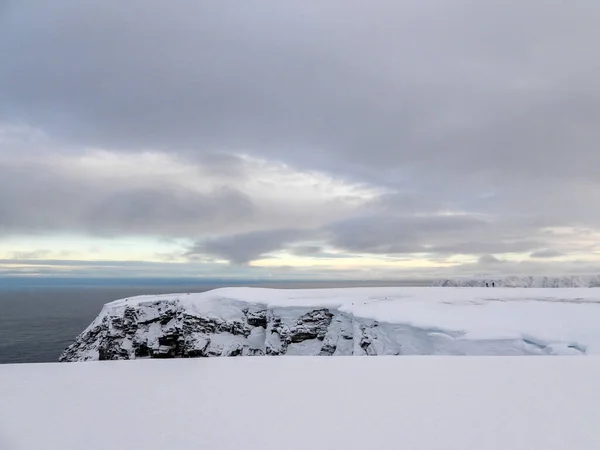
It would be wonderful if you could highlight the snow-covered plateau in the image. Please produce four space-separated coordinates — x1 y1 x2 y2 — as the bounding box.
1 357 600 450
60 287 600 360
433 274 600 287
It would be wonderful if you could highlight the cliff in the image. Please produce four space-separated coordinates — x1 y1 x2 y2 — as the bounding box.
60 286 600 361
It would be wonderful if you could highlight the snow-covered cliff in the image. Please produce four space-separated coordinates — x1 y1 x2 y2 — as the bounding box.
60 287 600 361
433 275 600 288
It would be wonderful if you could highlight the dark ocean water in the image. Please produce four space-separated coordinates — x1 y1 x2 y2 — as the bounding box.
0 279 430 364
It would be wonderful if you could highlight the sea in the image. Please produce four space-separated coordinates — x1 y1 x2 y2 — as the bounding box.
0 278 431 364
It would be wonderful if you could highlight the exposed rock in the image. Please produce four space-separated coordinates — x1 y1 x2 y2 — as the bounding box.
318 344 337 356
245 309 267 328
289 309 333 343
265 312 290 355
60 298 267 361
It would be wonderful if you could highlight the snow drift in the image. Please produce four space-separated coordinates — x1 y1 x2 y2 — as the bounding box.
60 287 600 361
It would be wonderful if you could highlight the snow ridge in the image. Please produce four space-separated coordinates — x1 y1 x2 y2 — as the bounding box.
60 287 600 361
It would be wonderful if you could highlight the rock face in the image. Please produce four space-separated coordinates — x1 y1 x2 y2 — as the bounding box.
59 297 407 362
60 298 268 361
61 298 360 361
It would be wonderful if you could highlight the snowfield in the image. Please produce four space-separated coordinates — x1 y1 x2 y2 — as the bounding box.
433 274 600 287
1 357 600 450
61 287 600 360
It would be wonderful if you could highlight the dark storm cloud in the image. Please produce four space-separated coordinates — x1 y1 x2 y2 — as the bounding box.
2 0 600 273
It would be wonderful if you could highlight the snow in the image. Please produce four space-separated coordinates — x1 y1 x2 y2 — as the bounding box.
433 274 600 287
1 357 600 450
77 287 600 357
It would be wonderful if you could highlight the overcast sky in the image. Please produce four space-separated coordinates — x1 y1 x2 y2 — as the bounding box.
2 0 600 279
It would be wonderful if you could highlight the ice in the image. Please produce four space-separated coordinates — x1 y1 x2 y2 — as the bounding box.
1 357 600 449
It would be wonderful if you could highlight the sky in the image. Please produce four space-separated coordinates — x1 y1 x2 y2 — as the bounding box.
1 0 600 280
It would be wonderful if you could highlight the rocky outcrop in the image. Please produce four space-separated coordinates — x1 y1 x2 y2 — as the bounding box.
264 308 348 356
60 299 267 361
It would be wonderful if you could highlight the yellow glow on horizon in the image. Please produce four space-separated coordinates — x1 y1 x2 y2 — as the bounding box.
251 255 462 269
0 235 190 262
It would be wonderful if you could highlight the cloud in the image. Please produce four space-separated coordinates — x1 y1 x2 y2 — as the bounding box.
0 156 255 237
433 240 543 256
0 145 374 239
530 249 564 259
182 209 557 265
2 1 600 276
3 1 600 184
327 213 493 255
477 254 504 265
287 245 356 260
7 249 52 259
187 229 316 264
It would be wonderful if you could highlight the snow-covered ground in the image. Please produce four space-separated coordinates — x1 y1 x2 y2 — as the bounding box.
1 357 600 450
433 274 600 287
62 287 600 360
